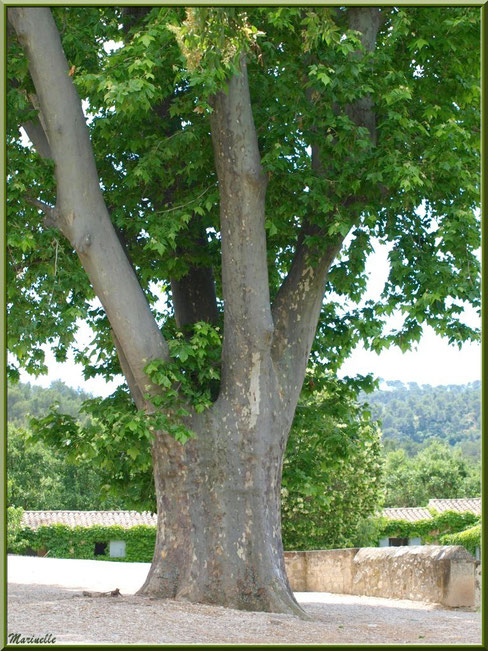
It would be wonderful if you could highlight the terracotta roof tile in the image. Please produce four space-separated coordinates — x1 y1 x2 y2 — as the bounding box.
382 507 432 523
21 510 157 530
427 498 481 515
21 499 481 532
382 498 481 523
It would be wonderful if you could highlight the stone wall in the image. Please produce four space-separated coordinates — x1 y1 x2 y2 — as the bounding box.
474 561 481 609
285 545 477 608
285 549 357 594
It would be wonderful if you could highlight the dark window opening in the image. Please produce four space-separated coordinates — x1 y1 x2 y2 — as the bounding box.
389 537 409 547
94 541 108 556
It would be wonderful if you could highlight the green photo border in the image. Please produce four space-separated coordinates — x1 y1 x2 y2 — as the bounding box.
1 2 486 648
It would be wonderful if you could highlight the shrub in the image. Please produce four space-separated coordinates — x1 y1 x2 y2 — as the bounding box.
440 524 481 557
281 375 384 551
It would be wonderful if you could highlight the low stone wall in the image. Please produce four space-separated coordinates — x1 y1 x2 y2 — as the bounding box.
285 545 477 608
285 549 358 594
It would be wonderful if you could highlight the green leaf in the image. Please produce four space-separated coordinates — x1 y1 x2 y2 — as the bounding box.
127 447 140 460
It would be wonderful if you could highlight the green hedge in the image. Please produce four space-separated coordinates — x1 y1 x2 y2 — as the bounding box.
7 506 29 554
440 524 481 557
18 524 156 562
378 510 481 550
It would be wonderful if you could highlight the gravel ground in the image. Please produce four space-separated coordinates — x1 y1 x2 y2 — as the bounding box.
7 556 481 646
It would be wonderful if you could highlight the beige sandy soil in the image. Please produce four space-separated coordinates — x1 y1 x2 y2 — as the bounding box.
7 556 481 645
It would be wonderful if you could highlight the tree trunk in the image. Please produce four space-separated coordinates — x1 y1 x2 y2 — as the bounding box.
138 358 308 618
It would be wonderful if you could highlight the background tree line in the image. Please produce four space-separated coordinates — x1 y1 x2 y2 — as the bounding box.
363 380 480 508
7 380 124 510
8 378 480 544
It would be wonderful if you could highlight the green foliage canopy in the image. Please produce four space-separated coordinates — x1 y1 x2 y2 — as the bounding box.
281 374 384 550
7 6 480 386
382 439 480 508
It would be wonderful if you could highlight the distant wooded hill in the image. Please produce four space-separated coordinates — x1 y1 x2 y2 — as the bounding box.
362 380 481 459
7 380 92 427
8 378 481 459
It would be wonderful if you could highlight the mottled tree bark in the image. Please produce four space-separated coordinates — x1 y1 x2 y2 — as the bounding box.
138 400 304 615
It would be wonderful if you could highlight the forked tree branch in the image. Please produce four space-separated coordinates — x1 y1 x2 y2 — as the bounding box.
271 7 383 405
21 115 52 159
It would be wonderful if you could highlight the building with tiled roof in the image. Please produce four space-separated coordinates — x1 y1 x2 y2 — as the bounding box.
21 499 480 531
382 498 481 524
19 511 158 560
379 498 481 556
18 500 481 559
21 510 157 530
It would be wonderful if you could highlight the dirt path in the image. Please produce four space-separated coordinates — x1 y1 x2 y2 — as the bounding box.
7 556 481 645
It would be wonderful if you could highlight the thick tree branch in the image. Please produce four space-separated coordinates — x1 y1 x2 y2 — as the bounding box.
171 266 219 330
9 7 169 400
111 330 146 410
164 213 220 334
271 237 342 402
121 6 153 34
271 7 383 406
209 55 273 390
169 218 219 330
349 7 383 52
24 92 52 157
345 7 382 143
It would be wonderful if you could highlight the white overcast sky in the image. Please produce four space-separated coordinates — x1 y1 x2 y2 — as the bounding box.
16 239 481 398
338 238 481 388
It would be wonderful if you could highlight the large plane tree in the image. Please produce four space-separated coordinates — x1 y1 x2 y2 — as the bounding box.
7 6 480 617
